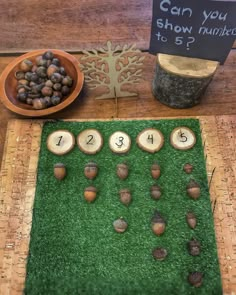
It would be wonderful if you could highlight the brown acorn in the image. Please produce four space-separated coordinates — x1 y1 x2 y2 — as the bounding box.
119 189 132 206
151 163 161 179
186 212 197 229
183 163 193 174
113 218 128 233
151 211 166 236
19 59 33 72
116 163 129 180
54 163 66 180
32 98 46 110
188 272 203 287
152 247 167 261
47 64 59 77
84 162 98 180
150 185 162 200
188 239 201 256
84 186 97 203
187 180 201 200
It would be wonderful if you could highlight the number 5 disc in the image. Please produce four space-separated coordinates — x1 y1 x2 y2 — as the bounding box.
136 128 164 153
47 130 75 155
170 127 196 150
77 129 103 154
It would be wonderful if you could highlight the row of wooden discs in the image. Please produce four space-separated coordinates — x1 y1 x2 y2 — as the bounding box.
54 161 202 287
47 126 196 156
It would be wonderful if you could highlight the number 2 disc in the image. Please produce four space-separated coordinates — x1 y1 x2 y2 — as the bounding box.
47 130 75 155
170 127 196 150
77 129 103 154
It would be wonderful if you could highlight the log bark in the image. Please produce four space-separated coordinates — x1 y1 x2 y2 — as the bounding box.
152 54 219 109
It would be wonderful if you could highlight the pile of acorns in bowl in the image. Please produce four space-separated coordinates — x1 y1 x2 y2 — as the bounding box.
15 51 73 110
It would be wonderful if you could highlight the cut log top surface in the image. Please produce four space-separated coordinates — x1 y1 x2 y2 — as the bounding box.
158 54 219 79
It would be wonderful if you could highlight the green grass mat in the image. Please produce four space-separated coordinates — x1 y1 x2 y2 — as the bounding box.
25 119 222 295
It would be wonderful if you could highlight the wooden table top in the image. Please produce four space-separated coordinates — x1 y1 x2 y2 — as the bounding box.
0 49 236 164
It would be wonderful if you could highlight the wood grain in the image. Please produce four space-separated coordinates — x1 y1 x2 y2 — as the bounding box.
1 49 236 165
0 0 235 53
0 117 236 294
0 0 152 53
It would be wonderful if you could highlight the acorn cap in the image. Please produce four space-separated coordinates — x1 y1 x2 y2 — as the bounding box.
85 162 97 168
152 247 167 261
186 212 196 219
151 211 165 224
85 186 97 192
119 188 130 194
188 272 203 287
117 163 128 169
113 218 128 233
187 180 200 189
151 163 160 170
151 185 161 191
54 163 65 168
183 163 193 173
188 239 201 248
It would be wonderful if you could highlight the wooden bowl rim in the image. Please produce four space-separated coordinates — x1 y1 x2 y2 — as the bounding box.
0 49 84 117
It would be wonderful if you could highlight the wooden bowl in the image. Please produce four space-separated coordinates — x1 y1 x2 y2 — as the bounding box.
0 49 84 117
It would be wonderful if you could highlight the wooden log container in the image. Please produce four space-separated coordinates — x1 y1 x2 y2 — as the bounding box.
152 54 219 109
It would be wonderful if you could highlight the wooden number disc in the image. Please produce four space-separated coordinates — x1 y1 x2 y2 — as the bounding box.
77 129 103 154
47 130 75 155
170 127 196 150
136 128 164 153
109 131 131 154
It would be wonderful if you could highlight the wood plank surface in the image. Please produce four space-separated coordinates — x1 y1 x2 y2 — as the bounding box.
0 0 152 53
1 49 236 165
0 0 235 53
0 117 236 294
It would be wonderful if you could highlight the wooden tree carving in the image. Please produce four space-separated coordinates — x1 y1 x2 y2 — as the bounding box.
80 41 145 99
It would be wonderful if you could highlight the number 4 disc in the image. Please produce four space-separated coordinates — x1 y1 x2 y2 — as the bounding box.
47 130 75 155
170 127 196 150
77 129 103 154
136 128 164 153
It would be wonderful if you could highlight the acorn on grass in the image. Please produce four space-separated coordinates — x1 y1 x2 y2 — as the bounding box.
84 186 97 203
117 163 129 180
119 189 132 206
54 163 66 180
186 212 197 229
183 163 193 174
151 163 161 179
187 180 201 200
188 272 203 287
150 185 162 200
151 211 166 236
152 247 167 261
188 239 201 256
113 218 128 233
84 162 98 180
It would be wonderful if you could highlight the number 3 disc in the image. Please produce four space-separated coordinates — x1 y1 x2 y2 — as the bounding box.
170 127 196 150
77 129 103 154
47 130 75 155
109 131 131 154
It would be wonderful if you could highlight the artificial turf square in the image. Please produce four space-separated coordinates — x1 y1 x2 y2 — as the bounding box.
25 119 222 295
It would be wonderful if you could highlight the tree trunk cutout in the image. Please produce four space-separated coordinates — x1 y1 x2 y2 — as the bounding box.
80 41 145 99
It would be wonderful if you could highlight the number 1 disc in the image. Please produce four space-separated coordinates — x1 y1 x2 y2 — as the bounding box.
47 130 75 155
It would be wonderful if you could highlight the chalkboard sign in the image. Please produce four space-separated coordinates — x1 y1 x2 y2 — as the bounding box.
149 0 236 63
